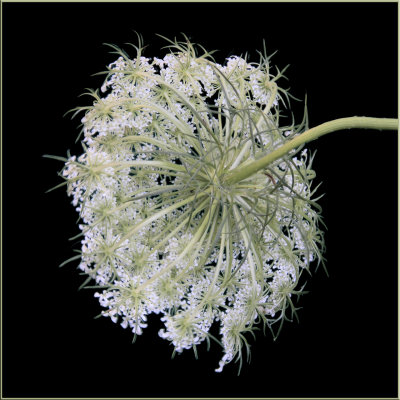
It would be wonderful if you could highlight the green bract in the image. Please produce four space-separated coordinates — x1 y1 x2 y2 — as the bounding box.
61 35 326 372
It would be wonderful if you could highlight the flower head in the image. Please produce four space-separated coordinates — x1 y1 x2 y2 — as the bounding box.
61 34 325 372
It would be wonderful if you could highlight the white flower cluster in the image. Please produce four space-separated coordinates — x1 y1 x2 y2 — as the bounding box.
62 36 325 372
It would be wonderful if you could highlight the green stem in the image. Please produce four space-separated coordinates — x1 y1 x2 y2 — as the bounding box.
223 117 398 186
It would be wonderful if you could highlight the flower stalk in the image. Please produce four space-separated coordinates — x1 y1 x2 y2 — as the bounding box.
224 116 398 186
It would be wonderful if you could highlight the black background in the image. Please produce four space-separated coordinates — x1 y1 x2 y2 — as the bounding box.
2 2 398 398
